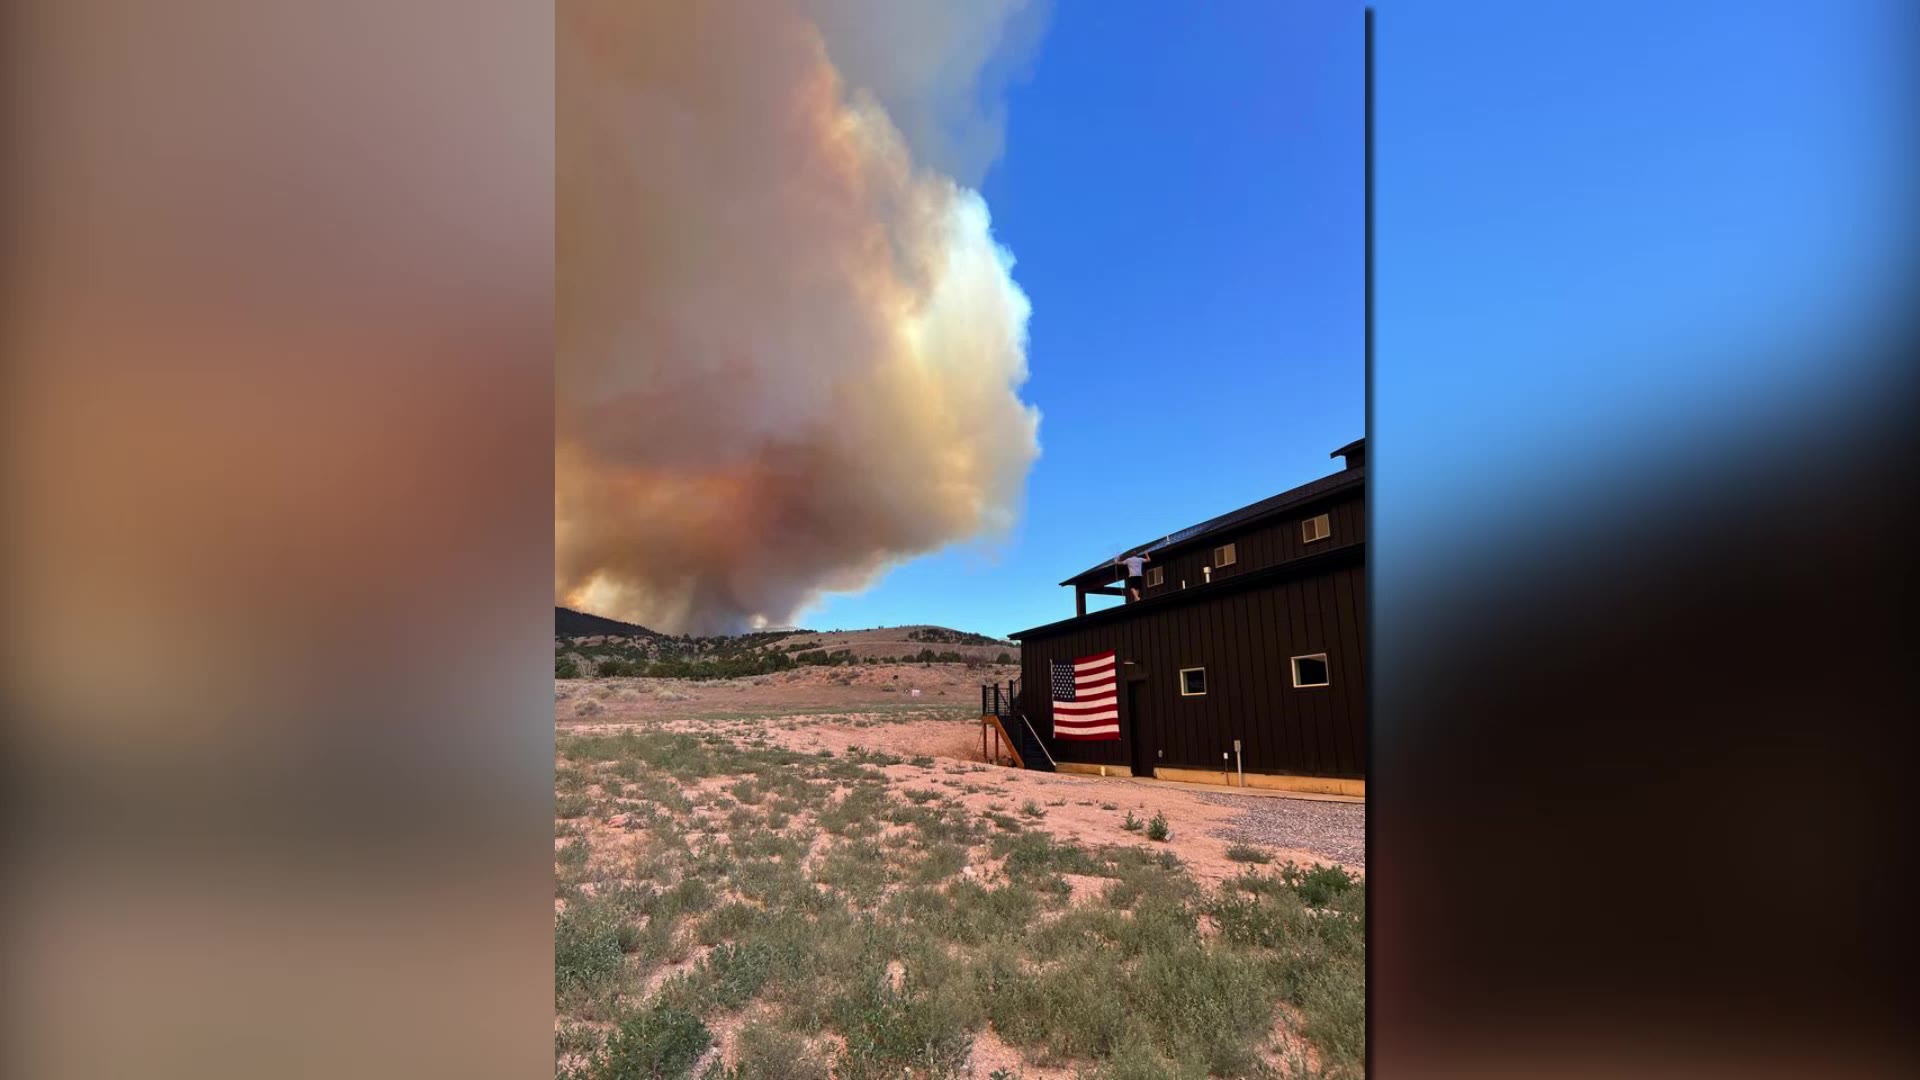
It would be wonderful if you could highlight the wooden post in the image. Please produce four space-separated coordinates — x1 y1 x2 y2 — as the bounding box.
1076 586 1088 617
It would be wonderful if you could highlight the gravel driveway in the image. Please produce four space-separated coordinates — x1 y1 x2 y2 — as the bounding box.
1193 791 1367 871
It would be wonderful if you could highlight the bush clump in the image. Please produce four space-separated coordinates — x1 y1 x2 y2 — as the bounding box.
1146 812 1171 842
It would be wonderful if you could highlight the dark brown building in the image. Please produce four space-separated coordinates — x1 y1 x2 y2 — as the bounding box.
990 438 1365 796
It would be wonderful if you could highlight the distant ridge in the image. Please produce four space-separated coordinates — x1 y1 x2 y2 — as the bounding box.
555 606 662 638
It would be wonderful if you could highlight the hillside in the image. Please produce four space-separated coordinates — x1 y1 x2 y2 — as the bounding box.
554 612 1018 679
554 606 665 638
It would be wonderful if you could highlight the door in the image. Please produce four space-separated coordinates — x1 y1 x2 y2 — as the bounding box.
1126 680 1155 777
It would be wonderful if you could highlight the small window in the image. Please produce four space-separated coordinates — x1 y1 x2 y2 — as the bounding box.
1179 667 1207 696
1144 566 1164 588
1302 514 1331 543
1212 542 1237 567
1291 654 1330 688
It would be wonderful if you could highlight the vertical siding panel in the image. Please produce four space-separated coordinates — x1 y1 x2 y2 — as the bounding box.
1215 593 1232 770
1288 578 1324 772
1264 582 1299 773
1314 575 1342 775
1201 594 1221 768
1257 585 1286 772
1167 595 1182 764
1144 607 1163 769
1206 591 1229 774
1335 567 1367 775
1316 575 1356 775
1303 577 1336 773
1233 590 1265 774
1265 582 1299 772
1124 616 1137 768
1231 589 1256 772
1184 598 1203 770
1256 586 1284 773
1300 576 1338 774
1219 592 1242 773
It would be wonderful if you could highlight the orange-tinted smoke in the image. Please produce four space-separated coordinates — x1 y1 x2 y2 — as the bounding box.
558 0 1045 633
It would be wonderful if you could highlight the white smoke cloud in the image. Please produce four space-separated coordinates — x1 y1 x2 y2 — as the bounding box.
557 0 1044 633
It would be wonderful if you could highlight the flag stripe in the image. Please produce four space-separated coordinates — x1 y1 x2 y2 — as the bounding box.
1056 697 1116 711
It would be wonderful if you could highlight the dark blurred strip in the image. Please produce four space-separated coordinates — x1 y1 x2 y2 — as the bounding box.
2 4 553 1079
1372 1 1920 1076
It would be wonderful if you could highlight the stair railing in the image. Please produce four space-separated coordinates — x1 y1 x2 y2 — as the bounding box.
1013 709 1057 770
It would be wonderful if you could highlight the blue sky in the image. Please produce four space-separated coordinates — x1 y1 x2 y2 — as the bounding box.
1370 0 1915 601
806 2 1366 638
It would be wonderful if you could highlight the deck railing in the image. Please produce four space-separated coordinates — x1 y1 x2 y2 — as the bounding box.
980 676 1018 717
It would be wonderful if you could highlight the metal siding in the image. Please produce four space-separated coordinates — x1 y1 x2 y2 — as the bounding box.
1017 548 1365 779
1331 566 1365 773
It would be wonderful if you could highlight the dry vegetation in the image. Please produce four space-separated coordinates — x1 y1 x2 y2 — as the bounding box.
554 668 1364 1079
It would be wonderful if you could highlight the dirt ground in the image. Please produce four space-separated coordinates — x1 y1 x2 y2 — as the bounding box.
557 664 1364 883
558 661 1015 717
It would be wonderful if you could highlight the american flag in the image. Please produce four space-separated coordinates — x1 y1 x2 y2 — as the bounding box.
1050 650 1120 740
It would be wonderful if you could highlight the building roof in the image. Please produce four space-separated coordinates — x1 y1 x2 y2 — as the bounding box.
1058 440 1365 587
1019 541 1364 640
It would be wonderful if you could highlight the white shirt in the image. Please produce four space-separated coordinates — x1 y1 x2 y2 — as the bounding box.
1120 555 1148 577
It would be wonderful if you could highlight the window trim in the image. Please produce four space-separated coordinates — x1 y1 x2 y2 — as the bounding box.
1212 542 1237 568
1302 513 1331 544
1178 666 1208 697
1144 566 1164 588
1291 653 1330 688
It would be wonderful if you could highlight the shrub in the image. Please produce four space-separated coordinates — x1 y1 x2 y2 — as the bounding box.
557 656 581 679
1282 861 1357 907
1121 810 1142 833
1225 844 1272 864
1146 812 1171 842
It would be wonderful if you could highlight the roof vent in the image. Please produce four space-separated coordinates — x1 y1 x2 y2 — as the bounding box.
1331 437 1365 471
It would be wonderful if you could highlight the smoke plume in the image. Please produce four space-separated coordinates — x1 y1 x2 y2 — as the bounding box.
558 0 1046 633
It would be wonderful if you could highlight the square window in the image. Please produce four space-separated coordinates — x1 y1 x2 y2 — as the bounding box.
1302 514 1331 543
1291 654 1329 688
1144 566 1164 588
1213 542 1237 567
1179 667 1207 696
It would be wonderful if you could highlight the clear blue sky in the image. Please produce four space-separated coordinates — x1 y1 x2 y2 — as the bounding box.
1369 0 1914 601
806 2 1366 638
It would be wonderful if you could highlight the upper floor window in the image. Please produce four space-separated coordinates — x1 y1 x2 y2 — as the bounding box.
1179 667 1208 696
1291 653 1330 688
1212 542 1237 567
1302 513 1331 544
1144 566 1165 588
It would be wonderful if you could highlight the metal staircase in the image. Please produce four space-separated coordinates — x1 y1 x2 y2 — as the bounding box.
980 677 1054 772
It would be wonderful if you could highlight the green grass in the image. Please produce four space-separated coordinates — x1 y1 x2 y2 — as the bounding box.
554 731 1367 1079
569 1003 711 1080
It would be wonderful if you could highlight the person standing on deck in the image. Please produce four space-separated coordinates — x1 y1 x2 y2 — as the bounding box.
1115 550 1151 603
